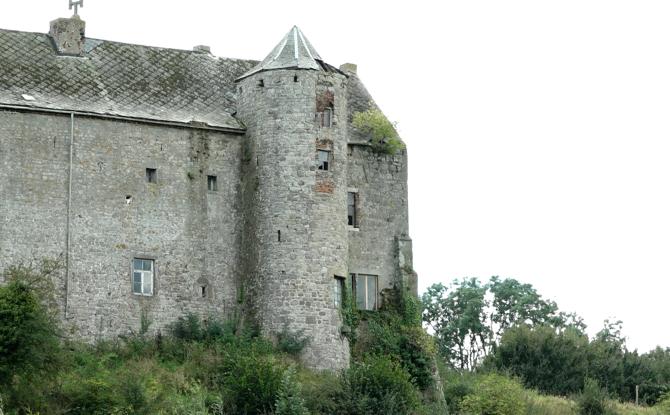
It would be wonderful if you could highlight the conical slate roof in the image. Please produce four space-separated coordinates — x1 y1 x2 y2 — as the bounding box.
236 26 323 81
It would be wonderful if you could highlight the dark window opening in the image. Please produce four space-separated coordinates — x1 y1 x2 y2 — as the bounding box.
146 168 157 184
277 230 281 242
201 286 207 298
334 276 345 308
317 150 330 171
258 79 264 87
347 192 358 227
294 75 298 82
207 175 217 191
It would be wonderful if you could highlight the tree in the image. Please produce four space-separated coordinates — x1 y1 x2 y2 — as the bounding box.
422 276 576 370
486 324 590 395
422 279 489 370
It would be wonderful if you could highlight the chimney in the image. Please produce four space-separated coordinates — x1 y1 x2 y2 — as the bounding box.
49 15 86 56
339 63 357 74
193 45 211 54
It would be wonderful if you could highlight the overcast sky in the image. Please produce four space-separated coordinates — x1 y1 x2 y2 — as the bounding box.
3 1 670 353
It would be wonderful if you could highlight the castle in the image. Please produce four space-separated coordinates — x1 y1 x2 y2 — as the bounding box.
0 10 415 370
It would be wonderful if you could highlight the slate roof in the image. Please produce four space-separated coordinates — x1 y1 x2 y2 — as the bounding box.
0 28 257 131
237 26 332 81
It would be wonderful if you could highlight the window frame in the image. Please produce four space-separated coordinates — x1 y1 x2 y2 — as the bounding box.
317 149 331 171
351 273 377 310
132 258 154 296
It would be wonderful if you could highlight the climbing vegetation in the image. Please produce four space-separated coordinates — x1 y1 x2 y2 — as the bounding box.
352 107 405 155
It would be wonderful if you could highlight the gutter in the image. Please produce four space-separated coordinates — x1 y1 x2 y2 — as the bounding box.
64 113 74 319
0 104 247 135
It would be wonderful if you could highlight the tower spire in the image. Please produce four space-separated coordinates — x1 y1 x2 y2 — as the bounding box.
236 26 323 81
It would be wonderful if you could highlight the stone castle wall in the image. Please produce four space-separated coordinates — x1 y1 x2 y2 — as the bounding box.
0 109 244 337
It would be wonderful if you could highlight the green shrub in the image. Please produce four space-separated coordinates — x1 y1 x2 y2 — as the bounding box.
460 373 527 415
214 340 286 414
577 378 611 415
275 366 309 415
276 325 310 356
331 355 420 415
442 370 477 413
0 278 61 410
352 107 405 155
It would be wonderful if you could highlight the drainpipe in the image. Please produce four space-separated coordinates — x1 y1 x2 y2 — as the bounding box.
64 113 74 318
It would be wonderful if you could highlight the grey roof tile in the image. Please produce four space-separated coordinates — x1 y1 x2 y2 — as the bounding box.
0 28 257 130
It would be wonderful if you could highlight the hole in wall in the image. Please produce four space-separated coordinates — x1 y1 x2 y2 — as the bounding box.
258 79 264 87
278 230 281 242
201 286 207 298
125 195 132 204
294 75 298 82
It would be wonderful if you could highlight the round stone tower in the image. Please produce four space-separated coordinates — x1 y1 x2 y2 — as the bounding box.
235 26 350 370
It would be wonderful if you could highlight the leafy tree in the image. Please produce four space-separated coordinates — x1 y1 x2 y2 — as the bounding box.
0 264 62 409
423 276 574 370
459 373 527 415
485 324 590 395
422 278 490 370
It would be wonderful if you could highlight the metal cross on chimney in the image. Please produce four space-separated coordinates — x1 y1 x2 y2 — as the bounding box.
69 0 84 16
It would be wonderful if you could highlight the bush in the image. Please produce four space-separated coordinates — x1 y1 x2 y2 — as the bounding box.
352 107 405 155
276 325 310 356
0 278 61 410
577 378 611 415
442 370 477 413
275 366 309 415
459 373 527 415
214 339 286 414
331 355 420 415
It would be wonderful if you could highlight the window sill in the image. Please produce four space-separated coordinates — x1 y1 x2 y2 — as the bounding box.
348 226 360 232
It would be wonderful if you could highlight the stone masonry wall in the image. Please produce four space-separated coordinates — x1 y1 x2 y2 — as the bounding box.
236 69 350 370
0 109 244 338
347 145 413 302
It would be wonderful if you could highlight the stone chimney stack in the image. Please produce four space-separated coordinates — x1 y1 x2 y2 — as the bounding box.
49 16 86 56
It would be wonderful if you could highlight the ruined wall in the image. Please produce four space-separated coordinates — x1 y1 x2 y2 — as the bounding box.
346 145 414 298
0 109 243 338
236 69 350 370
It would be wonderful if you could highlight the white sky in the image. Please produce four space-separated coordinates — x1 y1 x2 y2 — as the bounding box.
3 1 670 353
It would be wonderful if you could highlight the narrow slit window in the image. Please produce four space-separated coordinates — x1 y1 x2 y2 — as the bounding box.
146 168 157 184
258 79 264 87
347 192 358 227
317 150 330 171
333 276 345 308
321 108 332 128
207 175 217 191
201 285 207 298
278 230 281 242
294 75 298 82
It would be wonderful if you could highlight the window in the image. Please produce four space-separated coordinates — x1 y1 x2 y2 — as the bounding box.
316 108 333 128
333 276 345 308
317 150 330 171
351 273 377 310
132 258 154 296
347 192 358 227
146 168 157 184
207 175 217 191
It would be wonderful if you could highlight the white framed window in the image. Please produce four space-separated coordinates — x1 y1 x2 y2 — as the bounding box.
333 276 345 308
317 150 331 171
132 258 154 296
351 273 377 310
